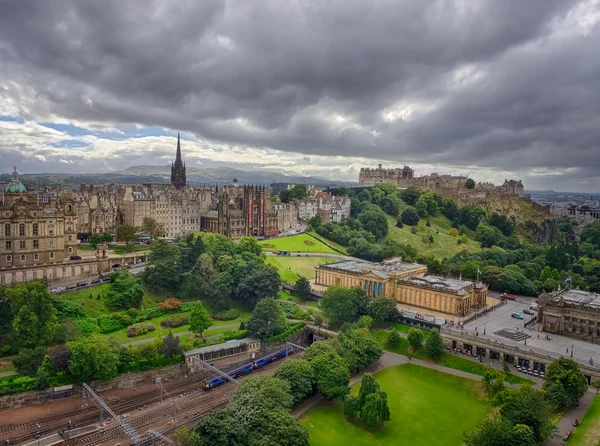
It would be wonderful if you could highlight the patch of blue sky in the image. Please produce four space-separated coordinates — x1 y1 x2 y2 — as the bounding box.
39 122 176 140
0 115 24 123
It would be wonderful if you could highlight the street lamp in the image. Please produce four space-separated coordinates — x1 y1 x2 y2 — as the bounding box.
571 344 574 358
484 323 486 335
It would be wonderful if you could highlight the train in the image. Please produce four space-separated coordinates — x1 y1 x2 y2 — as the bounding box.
200 347 292 390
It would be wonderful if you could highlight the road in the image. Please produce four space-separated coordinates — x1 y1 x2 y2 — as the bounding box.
487 290 537 305
49 265 146 293
265 251 356 261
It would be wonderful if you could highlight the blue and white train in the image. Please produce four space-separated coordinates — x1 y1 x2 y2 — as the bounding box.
201 347 292 390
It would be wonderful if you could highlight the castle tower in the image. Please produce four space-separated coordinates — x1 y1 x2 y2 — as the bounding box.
171 133 187 190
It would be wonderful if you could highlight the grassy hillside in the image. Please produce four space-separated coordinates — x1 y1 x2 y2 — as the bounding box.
258 233 338 254
387 215 481 260
266 256 336 283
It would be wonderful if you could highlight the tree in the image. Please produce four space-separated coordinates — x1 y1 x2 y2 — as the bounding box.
307 215 322 230
235 264 281 306
543 357 588 409
380 195 402 217
400 208 420 226
246 408 310 446
172 428 199 446
67 334 120 381
338 329 383 373
229 375 293 426
161 332 181 358
357 209 389 240
195 409 246 446
464 178 476 189
34 355 53 390
367 296 396 321
13 346 47 376
140 216 165 240
238 236 263 257
400 186 421 205
101 232 114 243
320 286 358 328
309 352 350 400
360 390 391 428
49 345 71 373
387 329 401 347
343 395 360 419
488 213 514 236
6 281 59 348
189 301 212 337
116 224 136 247
90 232 103 248
581 221 600 247
274 359 314 406
279 188 292 203
247 297 287 339
104 269 145 310
294 276 311 301
357 373 380 408
482 369 506 397
179 233 206 272
144 240 182 291
407 328 424 349
464 416 514 446
511 424 536 446
304 340 337 362
424 328 444 358
289 184 308 199
193 254 218 298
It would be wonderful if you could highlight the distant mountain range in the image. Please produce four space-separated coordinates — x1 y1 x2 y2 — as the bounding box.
0 165 333 187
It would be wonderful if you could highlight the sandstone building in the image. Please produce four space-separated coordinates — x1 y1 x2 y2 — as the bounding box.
538 288 600 339
315 258 488 316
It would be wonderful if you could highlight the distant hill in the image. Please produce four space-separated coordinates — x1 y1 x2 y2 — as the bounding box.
0 166 331 187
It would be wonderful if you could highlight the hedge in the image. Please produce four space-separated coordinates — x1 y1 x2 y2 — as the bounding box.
97 315 125 334
121 355 183 373
263 322 305 345
212 309 240 321
127 323 156 337
222 330 248 342
160 314 189 328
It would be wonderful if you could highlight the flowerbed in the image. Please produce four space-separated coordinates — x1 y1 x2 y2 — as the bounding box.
127 323 156 337
212 309 240 321
160 314 189 328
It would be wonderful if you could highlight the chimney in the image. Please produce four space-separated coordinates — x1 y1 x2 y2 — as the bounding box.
378 164 382 169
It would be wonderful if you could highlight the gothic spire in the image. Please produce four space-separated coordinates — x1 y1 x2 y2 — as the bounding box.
171 132 187 190
176 132 182 164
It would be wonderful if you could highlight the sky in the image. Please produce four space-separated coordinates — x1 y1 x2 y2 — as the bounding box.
0 0 599 191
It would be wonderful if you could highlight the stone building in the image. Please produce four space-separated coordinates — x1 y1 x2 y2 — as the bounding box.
315 258 488 316
171 133 187 190
0 166 79 279
296 193 351 223
358 164 414 185
538 288 600 339
273 202 299 232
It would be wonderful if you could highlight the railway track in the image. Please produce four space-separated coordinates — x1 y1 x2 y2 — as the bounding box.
67 361 287 446
3 373 209 445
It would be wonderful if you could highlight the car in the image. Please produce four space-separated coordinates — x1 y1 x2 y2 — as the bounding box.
66 284 78 290
276 250 291 256
523 309 534 315
69 255 82 261
101 276 111 282
511 312 524 319
51 287 65 294
76 281 88 287
91 278 102 284
504 294 517 300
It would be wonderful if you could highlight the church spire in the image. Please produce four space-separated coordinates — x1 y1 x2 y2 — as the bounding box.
171 132 187 190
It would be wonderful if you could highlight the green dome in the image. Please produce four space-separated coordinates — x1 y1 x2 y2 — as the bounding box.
5 165 26 193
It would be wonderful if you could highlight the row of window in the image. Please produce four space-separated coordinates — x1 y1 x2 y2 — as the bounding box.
5 240 40 249
5 252 54 262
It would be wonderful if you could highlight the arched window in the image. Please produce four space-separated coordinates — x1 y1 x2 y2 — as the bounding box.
32 223 38 236
4 224 10 237
19 223 25 236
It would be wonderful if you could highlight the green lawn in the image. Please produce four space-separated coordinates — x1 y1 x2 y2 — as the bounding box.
301 364 491 446
266 256 336 283
278 290 320 309
387 215 481 260
373 330 533 385
259 234 338 254
568 395 600 445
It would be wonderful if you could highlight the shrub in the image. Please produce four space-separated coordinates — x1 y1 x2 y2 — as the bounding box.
410 226 418 234
395 220 404 228
147 314 153 320
160 314 190 328
401 208 420 226
127 308 139 317
263 322 305 345
53 301 86 320
96 315 124 334
426 220 431 227
213 299 231 312
222 330 248 341
158 298 183 312
181 301 196 312
212 309 241 321
127 323 156 337
448 228 459 237
112 312 132 326
75 318 100 336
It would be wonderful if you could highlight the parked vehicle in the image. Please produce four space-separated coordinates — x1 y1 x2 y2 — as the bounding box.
523 309 534 315
76 281 88 287
69 255 82 261
511 312 524 320
101 276 111 282
51 287 65 294
66 284 77 290
529 304 538 311
91 278 102 284
504 294 517 300
276 250 291 256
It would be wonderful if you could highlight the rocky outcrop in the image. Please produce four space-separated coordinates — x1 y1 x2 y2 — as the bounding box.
519 219 560 244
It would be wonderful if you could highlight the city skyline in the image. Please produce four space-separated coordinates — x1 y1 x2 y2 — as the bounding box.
1 1 600 192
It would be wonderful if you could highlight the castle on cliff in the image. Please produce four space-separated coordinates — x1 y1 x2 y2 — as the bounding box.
359 164 524 206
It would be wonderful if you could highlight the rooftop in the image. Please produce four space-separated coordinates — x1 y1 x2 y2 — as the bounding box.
182 338 259 357
318 259 425 279
402 275 474 293
552 289 600 309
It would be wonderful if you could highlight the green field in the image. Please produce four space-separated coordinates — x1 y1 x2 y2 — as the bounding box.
308 231 348 254
387 215 481 260
266 256 336 283
372 330 533 385
301 364 491 446
259 234 338 254
568 395 600 445
278 290 320 309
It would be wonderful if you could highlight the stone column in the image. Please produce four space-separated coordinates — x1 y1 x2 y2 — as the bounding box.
514 356 519 366
485 349 491 359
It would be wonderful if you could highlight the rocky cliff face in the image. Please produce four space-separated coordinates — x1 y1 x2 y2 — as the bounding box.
519 219 560 244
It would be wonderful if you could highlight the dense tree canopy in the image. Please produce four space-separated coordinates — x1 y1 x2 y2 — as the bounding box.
274 359 314 406
140 216 165 240
67 334 121 381
115 224 136 246
104 269 145 310
144 240 182 291
229 376 293 426
309 351 351 400
543 358 588 409
189 301 212 337
246 297 287 339
195 409 247 446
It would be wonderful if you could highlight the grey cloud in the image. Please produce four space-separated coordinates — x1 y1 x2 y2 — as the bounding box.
0 0 599 190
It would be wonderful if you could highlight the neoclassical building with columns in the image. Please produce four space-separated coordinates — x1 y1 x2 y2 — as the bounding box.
538 288 600 339
315 258 488 316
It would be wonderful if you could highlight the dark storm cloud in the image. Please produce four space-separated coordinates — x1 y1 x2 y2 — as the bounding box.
0 0 599 190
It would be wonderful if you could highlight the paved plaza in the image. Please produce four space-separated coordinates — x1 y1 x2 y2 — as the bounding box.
461 300 600 368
